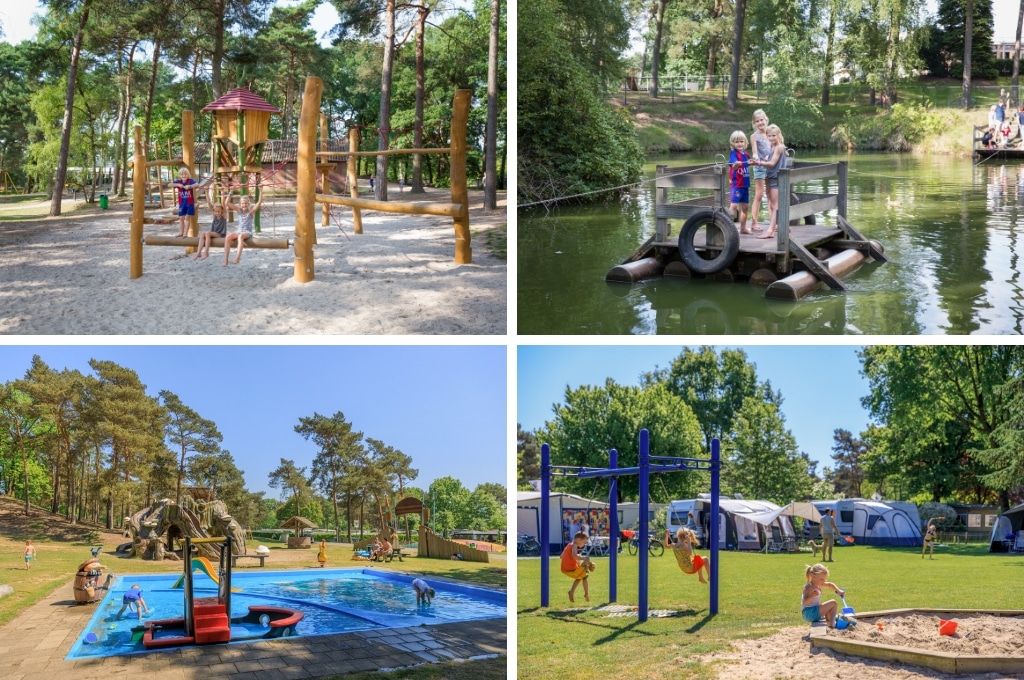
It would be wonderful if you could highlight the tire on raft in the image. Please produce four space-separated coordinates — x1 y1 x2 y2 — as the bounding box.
789 192 816 225
677 209 740 275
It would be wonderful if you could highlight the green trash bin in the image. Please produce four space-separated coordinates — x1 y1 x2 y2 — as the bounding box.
99 194 108 210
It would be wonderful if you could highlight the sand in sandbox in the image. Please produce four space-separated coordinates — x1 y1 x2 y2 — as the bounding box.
702 614 1024 680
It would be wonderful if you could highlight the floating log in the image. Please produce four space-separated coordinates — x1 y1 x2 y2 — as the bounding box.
606 257 666 283
144 236 291 249
664 261 692 278
765 248 868 300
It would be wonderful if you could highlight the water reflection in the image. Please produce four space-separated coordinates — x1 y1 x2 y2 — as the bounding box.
518 152 1024 335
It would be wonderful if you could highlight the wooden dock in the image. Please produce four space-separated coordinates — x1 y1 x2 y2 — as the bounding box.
606 160 887 299
972 124 1024 160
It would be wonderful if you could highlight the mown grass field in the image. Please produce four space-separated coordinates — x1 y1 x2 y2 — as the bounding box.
517 542 1022 680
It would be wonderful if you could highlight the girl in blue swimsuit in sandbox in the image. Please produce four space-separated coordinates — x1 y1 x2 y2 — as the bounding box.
801 563 844 628
222 192 264 266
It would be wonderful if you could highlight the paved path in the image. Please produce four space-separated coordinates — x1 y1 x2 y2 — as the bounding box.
0 582 506 680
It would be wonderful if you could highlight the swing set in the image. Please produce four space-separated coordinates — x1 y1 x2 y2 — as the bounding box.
539 429 722 622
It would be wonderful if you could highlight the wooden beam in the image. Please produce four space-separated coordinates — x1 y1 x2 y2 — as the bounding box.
318 148 451 158
348 127 363 234
788 240 847 291
130 125 144 279
294 76 323 283
449 89 472 263
315 193 463 217
838 215 888 262
144 236 290 249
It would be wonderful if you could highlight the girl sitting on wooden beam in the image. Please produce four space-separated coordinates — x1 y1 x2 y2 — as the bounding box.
222 189 264 266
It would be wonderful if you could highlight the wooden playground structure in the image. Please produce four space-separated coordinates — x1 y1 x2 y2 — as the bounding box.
129 75 472 281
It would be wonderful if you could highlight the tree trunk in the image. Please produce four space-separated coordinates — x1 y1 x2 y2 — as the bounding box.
648 0 667 98
144 38 162 153
284 55 295 140
376 0 396 202
50 0 92 217
1013 0 1023 108
484 0 500 209
411 5 428 193
962 0 974 109
727 0 745 110
212 0 227 98
821 2 836 107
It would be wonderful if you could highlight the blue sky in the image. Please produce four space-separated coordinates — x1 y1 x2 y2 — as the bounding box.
0 345 506 497
518 345 870 473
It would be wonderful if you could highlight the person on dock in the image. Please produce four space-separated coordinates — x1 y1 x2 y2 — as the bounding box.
802 563 844 628
982 127 995 149
171 168 199 238
751 124 787 240
748 110 770 233
728 130 751 235
665 528 709 584
561 531 594 604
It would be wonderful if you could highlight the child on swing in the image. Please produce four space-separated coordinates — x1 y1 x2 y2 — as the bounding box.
665 527 709 583
561 531 595 603
222 189 264 266
193 186 228 261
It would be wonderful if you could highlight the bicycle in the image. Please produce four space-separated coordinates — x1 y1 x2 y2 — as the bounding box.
623 530 664 557
517 534 541 557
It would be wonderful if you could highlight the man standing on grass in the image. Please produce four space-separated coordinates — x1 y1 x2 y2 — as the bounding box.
821 510 838 562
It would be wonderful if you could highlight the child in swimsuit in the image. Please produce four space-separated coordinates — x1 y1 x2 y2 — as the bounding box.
23 540 35 569
802 563 844 627
560 531 593 603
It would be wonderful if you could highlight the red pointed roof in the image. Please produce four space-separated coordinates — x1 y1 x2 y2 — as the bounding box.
201 88 281 114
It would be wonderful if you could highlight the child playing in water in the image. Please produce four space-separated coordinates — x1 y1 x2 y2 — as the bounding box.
222 192 263 266
412 578 435 605
751 124 787 240
23 540 35 569
802 563 844 627
728 130 751 234
116 584 150 620
170 168 199 238
665 528 710 583
561 531 594 603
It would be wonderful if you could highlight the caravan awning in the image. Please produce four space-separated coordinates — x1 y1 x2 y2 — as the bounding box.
745 501 822 526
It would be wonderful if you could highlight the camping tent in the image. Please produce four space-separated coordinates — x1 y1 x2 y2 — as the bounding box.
747 501 822 526
808 499 922 547
989 503 1024 552
694 498 796 551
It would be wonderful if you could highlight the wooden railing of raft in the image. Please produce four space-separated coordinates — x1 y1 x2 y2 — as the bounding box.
293 76 472 283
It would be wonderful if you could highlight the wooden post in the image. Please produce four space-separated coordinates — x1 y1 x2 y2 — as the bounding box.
837 161 848 221
130 125 145 279
320 113 330 229
182 110 198 255
348 127 363 234
655 165 668 240
295 75 323 284
777 168 791 271
450 89 472 263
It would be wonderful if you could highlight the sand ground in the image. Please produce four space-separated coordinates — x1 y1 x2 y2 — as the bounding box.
0 189 506 334
704 614 1024 680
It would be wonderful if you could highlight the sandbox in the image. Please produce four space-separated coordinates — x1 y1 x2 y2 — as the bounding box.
810 608 1024 676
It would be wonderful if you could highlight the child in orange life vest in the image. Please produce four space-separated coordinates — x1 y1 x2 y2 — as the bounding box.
802 563 844 627
560 531 594 603
665 528 709 583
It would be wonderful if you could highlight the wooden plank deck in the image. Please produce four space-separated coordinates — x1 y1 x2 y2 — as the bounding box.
974 147 1024 160
654 224 843 254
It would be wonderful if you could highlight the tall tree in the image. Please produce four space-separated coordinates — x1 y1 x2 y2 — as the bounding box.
726 397 812 503
517 424 540 490
268 458 312 517
159 390 223 505
483 0 500 208
727 0 744 110
648 0 669 98
0 384 42 515
1014 0 1023 107
963 0 974 107
830 428 868 498
297 411 365 541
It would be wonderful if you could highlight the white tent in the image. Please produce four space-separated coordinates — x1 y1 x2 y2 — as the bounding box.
746 501 822 526
704 498 796 551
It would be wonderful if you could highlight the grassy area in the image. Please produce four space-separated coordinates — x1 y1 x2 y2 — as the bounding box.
621 78 1000 155
517 543 1023 680
482 223 507 260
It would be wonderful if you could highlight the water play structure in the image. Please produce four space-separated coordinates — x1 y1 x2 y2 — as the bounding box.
142 536 302 649
538 430 722 622
605 160 887 299
121 496 247 561
129 76 473 281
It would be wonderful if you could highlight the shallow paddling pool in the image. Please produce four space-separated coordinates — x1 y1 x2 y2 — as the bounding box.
66 568 506 659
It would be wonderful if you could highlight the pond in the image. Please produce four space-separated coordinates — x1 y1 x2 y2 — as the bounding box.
517 152 1024 335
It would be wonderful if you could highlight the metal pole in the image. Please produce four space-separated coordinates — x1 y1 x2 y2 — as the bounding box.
609 448 618 603
184 536 194 637
541 443 551 608
710 438 720 615
638 429 649 623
